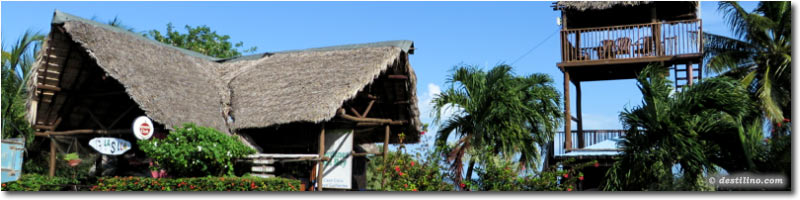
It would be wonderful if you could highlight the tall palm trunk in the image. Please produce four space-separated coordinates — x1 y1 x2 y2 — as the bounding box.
464 160 476 185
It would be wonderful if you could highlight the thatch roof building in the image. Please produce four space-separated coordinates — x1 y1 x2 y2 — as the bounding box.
27 11 421 148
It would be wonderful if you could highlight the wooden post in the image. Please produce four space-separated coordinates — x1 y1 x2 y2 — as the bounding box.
651 6 662 56
563 70 572 151
49 138 56 177
687 62 694 86
576 81 584 149
317 124 325 191
383 125 390 161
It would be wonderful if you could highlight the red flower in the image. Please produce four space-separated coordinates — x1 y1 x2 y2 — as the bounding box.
395 166 401 172
578 176 584 181
399 172 405 176
190 185 195 189
412 188 418 191
404 184 408 188
562 173 569 178
784 118 791 123
250 182 257 189
160 187 165 190
593 162 600 168
567 188 572 191
777 122 782 127
420 131 426 135
410 161 415 167
460 183 466 188
2 183 5 187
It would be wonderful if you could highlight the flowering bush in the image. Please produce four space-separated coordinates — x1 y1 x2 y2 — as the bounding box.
1 174 78 191
138 123 255 177
89 176 300 191
367 149 453 191
473 158 592 191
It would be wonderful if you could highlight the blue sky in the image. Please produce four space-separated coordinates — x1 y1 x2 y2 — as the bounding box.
2 1 757 151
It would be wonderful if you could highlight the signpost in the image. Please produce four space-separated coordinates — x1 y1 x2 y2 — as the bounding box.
89 137 132 156
132 116 154 140
321 129 353 189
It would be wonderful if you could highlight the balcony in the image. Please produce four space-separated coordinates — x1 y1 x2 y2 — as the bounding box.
553 129 626 156
559 19 702 67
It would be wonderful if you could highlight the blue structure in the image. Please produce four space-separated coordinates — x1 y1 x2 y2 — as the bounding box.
2 138 25 183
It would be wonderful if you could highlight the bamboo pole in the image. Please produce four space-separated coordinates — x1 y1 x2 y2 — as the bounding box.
317 124 325 191
49 138 56 177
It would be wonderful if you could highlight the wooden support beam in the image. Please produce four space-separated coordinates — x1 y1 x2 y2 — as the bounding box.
317 124 325 191
49 138 56 177
35 129 131 137
577 81 584 149
349 107 363 118
383 125 390 161
564 70 572 151
362 100 376 117
37 84 62 92
687 62 694 86
387 75 408 80
337 109 406 125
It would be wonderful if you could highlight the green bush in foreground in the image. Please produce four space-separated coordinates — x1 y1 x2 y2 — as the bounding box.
90 176 300 191
1 174 78 191
138 123 256 177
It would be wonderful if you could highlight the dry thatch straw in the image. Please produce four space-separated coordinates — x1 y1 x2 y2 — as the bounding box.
27 11 420 139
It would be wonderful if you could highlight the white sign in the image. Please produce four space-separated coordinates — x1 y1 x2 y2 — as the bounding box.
132 116 154 140
321 129 353 189
89 137 132 155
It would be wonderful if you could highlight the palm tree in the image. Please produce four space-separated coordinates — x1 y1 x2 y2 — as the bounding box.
602 65 763 191
704 1 791 126
2 31 44 141
432 64 562 189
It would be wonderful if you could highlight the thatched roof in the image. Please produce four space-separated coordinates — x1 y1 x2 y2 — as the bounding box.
553 1 652 11
27 11 420 142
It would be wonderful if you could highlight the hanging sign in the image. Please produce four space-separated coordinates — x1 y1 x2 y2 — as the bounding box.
322 129 353 189
89 137 131 156
133 116 154 140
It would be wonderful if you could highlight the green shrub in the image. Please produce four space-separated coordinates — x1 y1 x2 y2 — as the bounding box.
138 123 255 177
89 176 300 191
1 174 78 191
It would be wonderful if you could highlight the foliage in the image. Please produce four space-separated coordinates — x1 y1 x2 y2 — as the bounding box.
1 174 78 191
63 153 80 161
1 30 44 142
472 157 587 191
704 1 791 125
137 123 255 177
146 23 257 58
602 65 764 191
89 176 300 191
431 64 562 187
366 147 453 191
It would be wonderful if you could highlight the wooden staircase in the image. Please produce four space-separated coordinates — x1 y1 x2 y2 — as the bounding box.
673 62 701 91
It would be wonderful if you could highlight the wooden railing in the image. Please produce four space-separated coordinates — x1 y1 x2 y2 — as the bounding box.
560 19 702 63
553 129 626 155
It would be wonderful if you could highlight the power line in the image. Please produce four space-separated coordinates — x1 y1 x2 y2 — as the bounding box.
510 29 559 66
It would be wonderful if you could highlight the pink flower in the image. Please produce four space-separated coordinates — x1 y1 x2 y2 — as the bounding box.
395 166 401 172
398 172 405 176
410 161 415 167
593 162 600 168
578 176 584 181
567 188 572 191
460 183 466 188
562 173 569 178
